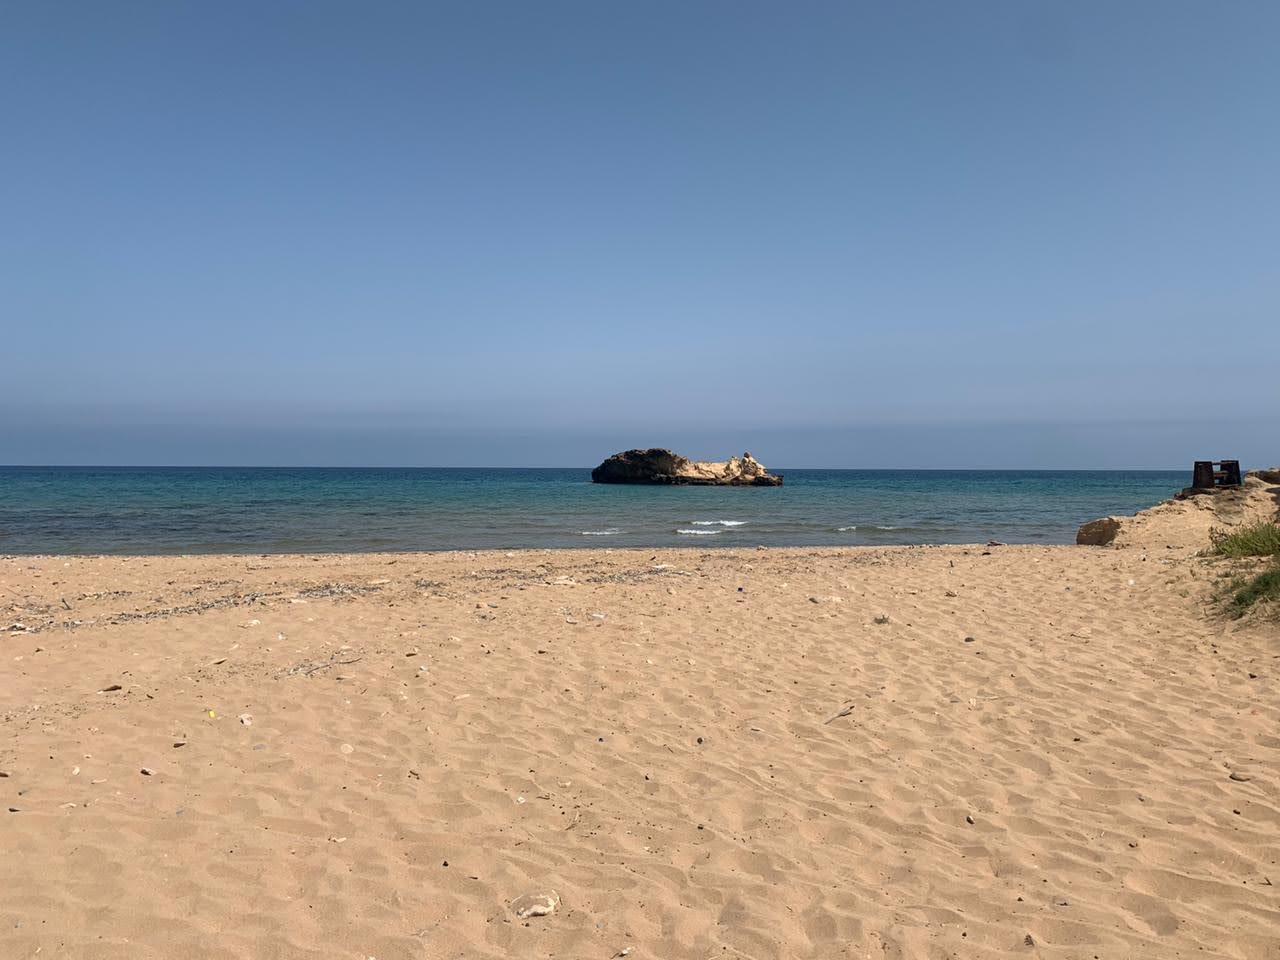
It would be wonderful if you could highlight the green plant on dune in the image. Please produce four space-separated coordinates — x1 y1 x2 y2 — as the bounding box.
1206 522 1280 618
1226 563 1280 618
1209 522 1280 558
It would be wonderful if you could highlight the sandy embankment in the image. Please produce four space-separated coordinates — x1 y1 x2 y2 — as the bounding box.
2 480 1278 959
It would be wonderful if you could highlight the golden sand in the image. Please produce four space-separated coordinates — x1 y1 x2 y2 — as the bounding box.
2 483 1277 959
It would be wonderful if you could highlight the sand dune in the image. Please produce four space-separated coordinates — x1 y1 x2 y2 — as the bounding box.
2 489 1278 958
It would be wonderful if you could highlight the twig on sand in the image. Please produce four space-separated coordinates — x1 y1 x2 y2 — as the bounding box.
824 705 855 724
303 657 362 676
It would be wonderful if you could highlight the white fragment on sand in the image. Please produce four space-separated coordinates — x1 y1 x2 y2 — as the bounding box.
511 890 560 919
238 713 253 726
340 743 354 755
242 619 261 628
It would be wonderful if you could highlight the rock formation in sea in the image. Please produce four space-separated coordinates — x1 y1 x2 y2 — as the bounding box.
590 449 783 486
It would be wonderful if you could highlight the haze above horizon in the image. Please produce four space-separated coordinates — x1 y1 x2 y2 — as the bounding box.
4 1 1277 469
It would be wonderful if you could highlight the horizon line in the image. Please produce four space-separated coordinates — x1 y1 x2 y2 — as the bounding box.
1 463 1197 472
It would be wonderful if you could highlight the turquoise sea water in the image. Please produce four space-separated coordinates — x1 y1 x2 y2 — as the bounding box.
0 466 1189 554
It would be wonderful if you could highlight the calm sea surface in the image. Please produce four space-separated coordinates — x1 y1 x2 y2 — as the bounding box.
0 466 1189 554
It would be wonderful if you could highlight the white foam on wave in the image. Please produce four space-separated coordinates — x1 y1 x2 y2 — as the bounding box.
690 519 747 527
581 529 620 536
837 525 857 532
676 528 721 535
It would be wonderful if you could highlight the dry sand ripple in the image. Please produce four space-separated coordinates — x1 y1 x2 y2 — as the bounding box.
2 536 1277 958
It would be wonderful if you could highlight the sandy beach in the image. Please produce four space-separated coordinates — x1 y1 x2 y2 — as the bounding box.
3 484 1278 960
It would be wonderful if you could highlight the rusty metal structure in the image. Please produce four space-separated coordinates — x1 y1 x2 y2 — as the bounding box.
1192 460 1242 489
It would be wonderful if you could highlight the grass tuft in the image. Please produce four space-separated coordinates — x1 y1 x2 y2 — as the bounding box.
1209 522 1280 558
1227 562 1280 618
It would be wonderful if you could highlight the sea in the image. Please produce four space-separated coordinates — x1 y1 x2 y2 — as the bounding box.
0 466 1189 555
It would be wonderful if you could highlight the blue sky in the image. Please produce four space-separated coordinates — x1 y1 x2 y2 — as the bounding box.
3 1 1277 467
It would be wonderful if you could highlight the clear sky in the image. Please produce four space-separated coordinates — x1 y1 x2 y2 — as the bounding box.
3 1 1277 468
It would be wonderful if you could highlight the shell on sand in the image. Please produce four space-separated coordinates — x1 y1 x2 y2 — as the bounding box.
511 890 560 919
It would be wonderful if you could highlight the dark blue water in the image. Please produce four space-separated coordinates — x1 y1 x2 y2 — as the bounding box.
0 466 1187 554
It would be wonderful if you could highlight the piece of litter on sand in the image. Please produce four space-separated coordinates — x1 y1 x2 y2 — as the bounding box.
1229 771 1252 782
140 767 154 776
453 693 470 701
212 658 227 665
824 705 855 725
511 890 560 919
98 684 123 693
340 743 354 755
242 619 261 628
238 713 253 726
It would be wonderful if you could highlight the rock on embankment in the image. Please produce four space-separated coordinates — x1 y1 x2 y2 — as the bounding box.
1076 468 1280 548
591 449 783 486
